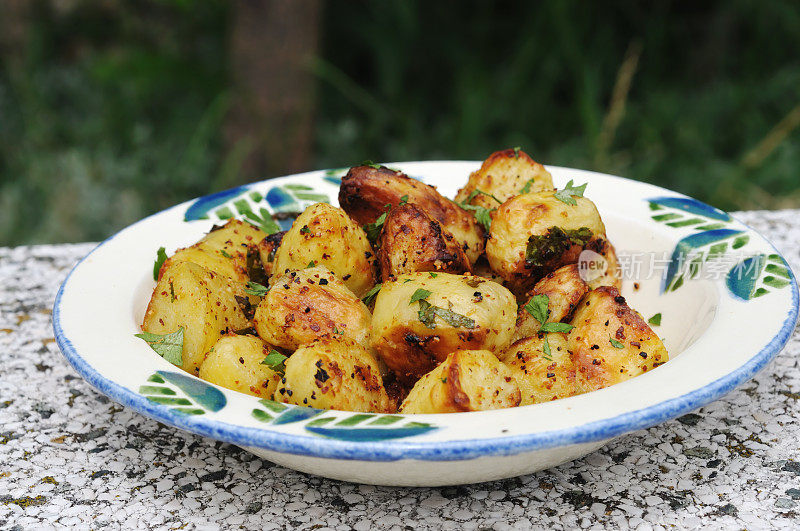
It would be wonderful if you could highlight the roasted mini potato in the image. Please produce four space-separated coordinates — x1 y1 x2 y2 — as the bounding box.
455 148 554 209
486 190 607 293
583 240 622 291
277 335 391 412
142 262 250 375
338 165 485 263
399 350 521 413
256 230 286 279
198 334 282 398
160 219 265 283
515 264 588 341
273 203 376 297
568 287 668 393
253 266 372 351
501 334 576 405
371 272 517 382
377 203 472 281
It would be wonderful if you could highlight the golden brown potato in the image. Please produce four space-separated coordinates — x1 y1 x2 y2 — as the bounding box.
486 190 607 293
142 262 250 375
256 231 286 279
501 334 576 405
399 350 521 413
277 335 391 412
377 203 472 281
198 334 282 398
515 264 588 341
253 266 372 351
568 286 668 393
455 148 555 209
160 219 266 283
583 240 623 291
338 165 485 263
273 203 377 297
371 272 516 383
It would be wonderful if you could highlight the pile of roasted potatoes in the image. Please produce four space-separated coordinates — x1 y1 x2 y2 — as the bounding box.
141 149 668 414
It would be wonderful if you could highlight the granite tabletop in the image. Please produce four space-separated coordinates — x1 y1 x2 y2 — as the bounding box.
1 209 800 530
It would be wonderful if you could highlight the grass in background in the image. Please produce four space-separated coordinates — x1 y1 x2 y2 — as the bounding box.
1 0 799 245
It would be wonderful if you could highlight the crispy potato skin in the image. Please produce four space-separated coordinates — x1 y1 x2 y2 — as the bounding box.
277 336 391 412
455 149 554 209
486 191 607 293
399 350 521 413
515 264 588 341
338 165 485 263
378 203 472 281
501 334 576 405
371 272 517 383
142 262 250 375
198 334 281 398
161 219 265 283
256 231 286 279
273 203 376 297
568 287 668 393
253 266 372 351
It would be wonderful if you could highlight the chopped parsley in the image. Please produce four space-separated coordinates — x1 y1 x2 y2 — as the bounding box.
440 377 448 383
553 180 588 206
220 249 232 259
429 272 438 278
361 160 382 169
523 293 574 360
300 225 311 234
399 194 409 206
244 281 269 297
525 226 593 267
134 327 184 366
648 313 662 326
519 179 535 194
307 260 317 268
261 349 287 375
513 146 521 158
153 247 168 280
609 338 625 349
363 210 388 242
409 288 432 304
362 283 382 305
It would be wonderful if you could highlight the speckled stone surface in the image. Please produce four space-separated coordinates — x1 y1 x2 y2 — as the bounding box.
1 210 799 530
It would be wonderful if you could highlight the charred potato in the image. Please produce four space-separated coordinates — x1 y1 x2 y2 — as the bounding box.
455 148 554 209
277 335 391 412
568 287 668 393
501 334 576 405
377 203 472 281
399 350 521 413
371 272 517 382
198 334 281 398
160 219 265 283
515 264 588 341
142 262 250 375
273 203 376 297
486 190 607 293
253 266 372 351
338 165 485 262
256 231 286 279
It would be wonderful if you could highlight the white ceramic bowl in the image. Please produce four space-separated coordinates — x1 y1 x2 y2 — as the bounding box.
53 162 798 486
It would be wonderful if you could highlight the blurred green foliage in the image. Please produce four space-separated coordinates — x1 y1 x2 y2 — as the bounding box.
1 0 799 245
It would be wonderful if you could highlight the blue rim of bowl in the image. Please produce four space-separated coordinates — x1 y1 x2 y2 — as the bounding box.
53 169 799 462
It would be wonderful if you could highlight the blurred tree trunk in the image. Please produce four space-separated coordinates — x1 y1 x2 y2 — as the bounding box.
226 0 321 184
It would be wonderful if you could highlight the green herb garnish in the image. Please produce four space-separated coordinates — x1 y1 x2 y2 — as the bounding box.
220 249 232 259
307 260 317 268
440 377 447 383
429 272 438 278
609 338 625 349
363 211 388 242
153 247 168 280
169 281 176 302
300 225 311 234
523 293 574 360
519 179 535 194
399 195 409 206
525 226 593 267
135 327 184 366
457 189 501 231
244 281 269 297
410 288 432 304
513 146 521 159
539 322 575 334
261 349 287 375
553 180 588 206
362 283 382 305
648 313 662 326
